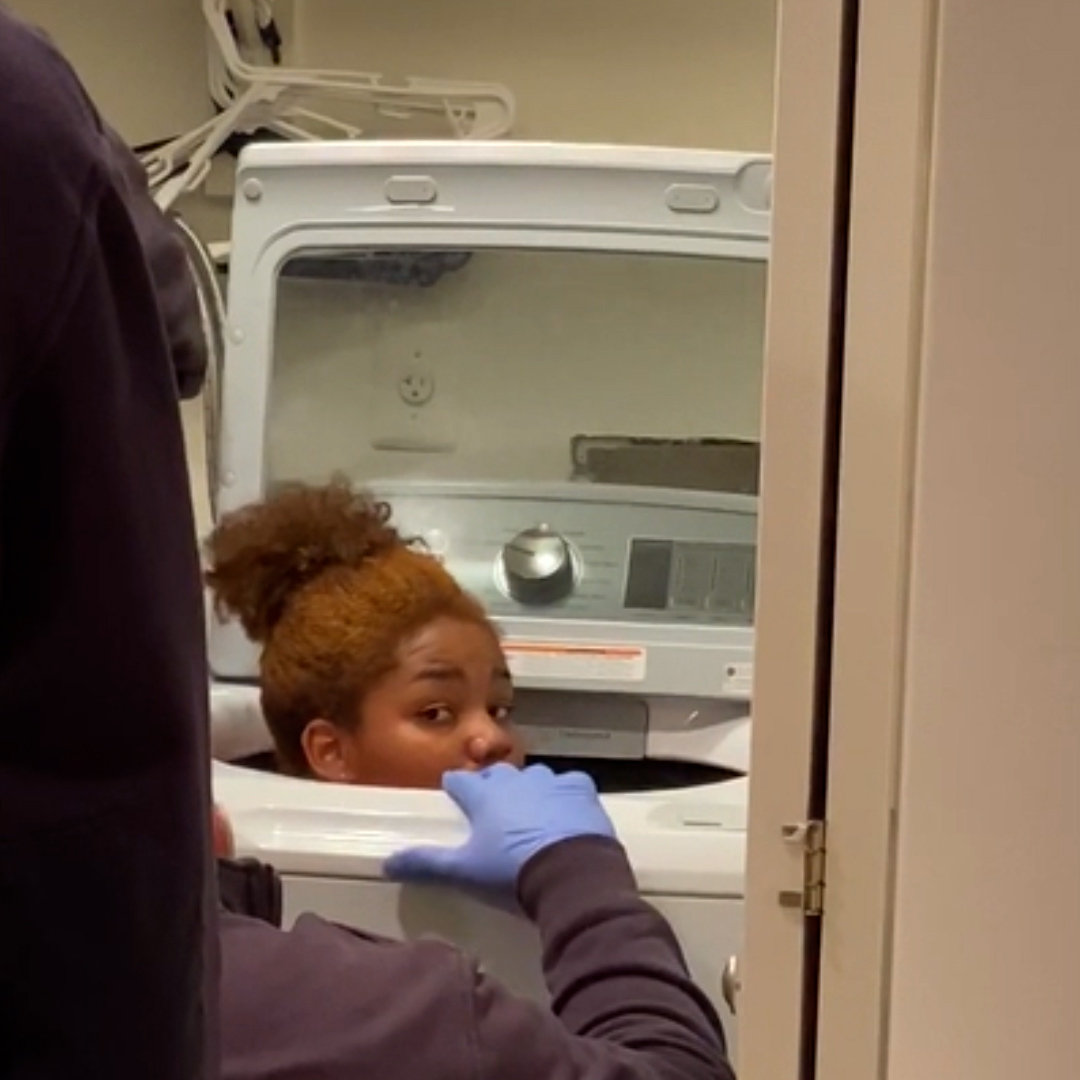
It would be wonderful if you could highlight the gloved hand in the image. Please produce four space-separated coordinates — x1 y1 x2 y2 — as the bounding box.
383 763 616 902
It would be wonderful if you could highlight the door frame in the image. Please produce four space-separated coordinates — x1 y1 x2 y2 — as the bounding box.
814 0 941 1076
739 0 850 1075
740 0 940 1076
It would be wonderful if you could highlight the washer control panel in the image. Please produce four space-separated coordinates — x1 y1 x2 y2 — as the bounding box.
382 481 758 627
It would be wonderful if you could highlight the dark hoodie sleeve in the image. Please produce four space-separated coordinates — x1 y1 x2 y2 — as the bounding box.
98 123 209 399
468 837 735 1080
220 840 733 1080
0 11 215 1080
0 14 207 403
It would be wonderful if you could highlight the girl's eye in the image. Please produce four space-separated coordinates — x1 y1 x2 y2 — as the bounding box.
417 705 455 726
490 703 514 724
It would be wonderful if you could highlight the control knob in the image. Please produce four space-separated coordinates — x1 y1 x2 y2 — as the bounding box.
499 525 576 605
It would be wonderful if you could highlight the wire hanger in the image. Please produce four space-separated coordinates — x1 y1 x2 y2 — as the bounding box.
143 0 516 211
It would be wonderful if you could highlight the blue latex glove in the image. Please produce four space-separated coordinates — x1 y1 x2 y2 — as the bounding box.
383 763 616 902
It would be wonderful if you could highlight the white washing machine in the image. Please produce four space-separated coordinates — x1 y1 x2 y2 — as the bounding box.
211 679 751 1046
206 140 771 1053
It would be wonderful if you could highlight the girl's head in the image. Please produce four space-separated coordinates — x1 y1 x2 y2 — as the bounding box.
204 480 524 788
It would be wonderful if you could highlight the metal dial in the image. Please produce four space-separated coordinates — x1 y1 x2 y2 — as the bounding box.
498 525 576 605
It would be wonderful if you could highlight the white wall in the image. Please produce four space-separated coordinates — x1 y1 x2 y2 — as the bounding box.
290 0 776 150
887 0 1080 1076
11 0 777 152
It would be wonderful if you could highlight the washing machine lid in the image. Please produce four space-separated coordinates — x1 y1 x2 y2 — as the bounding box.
220 140 771 521
211 140 770 696
213 759 747 898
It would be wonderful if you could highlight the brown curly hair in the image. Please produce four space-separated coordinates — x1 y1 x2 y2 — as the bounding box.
205 479 490 775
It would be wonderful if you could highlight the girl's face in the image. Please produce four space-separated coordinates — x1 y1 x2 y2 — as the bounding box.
300 616 525 789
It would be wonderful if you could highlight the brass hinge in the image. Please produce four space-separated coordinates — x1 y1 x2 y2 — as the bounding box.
778 819 827 916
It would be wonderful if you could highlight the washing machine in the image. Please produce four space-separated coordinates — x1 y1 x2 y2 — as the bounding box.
211 677 750 1038
207 140 771 1051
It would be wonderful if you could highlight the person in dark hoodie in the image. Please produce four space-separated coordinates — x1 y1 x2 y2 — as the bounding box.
0 9 215 1080
214 763 737 1080
0 12 733 1080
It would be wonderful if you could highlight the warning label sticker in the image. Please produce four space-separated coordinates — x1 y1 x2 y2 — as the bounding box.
503 642 647 683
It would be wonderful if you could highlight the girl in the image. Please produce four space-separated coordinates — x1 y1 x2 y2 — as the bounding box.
205 480 524 788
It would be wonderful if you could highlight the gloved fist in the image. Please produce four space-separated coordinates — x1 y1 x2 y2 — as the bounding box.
383 763 615 902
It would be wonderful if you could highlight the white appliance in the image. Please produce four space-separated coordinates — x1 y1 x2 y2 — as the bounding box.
208 140 771 1049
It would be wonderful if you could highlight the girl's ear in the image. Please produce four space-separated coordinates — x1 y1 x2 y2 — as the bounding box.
300 718 356 782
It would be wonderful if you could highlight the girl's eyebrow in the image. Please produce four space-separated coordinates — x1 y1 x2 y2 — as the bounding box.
409 664 466 684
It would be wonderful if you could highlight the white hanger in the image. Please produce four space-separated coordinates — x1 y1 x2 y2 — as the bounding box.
204 0 515 139
143 0 516 211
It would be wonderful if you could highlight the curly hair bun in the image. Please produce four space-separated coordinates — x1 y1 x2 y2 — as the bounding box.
204 478 401 642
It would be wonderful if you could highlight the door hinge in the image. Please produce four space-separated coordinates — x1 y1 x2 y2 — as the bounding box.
778 819 827 916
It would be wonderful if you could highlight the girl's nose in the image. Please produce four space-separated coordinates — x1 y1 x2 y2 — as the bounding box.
465 723 518 769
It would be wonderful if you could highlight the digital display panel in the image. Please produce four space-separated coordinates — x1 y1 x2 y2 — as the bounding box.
624 539 755 622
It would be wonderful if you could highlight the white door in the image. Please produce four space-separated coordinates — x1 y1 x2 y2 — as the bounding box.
739 0 934 1075
736 0 857 1074
833 0 1080 1078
